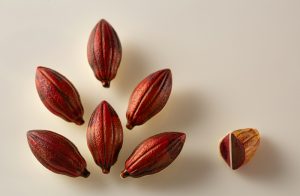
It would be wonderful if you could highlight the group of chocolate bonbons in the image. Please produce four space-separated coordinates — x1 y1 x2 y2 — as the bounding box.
27 19 260 179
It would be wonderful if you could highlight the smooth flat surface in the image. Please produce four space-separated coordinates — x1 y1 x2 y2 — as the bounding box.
1 0 300 195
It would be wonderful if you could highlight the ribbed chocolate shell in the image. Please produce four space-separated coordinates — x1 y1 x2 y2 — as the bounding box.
126 69 172 130
27 130 90 178
121 132 185 178
87 19 122 88
35 66 84 125
220 128 260 170
87 101 123 173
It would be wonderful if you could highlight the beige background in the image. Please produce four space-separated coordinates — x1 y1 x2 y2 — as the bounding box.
1 0 300 195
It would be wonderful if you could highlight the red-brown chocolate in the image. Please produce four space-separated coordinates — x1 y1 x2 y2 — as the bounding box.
87 19 122 88
87 101 123 173
121 132 185 178
27 130 90 178
126 69 172 130
35 66 84 125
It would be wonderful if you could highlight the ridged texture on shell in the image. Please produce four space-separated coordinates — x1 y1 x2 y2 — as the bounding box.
126 69 172 130
87 19 122 88
35 66 84 125
121 132 185 178
27 130 90 178
87 101 123 173
220 128 260 170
